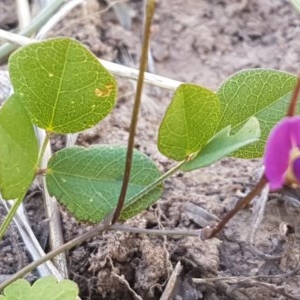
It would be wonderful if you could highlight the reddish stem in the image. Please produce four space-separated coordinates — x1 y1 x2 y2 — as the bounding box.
287 75 300 117
201 176 267 239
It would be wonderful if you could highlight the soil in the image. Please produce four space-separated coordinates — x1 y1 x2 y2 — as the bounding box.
1 0 300 299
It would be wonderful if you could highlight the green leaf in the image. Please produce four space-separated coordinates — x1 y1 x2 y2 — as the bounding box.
158 83 220 161
181 117 260 171
9 38 117 134
0 94 39 199
217 69 296 158
0 276 78 300
46 145 162 222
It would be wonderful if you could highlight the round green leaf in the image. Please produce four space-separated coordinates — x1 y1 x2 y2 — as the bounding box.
9 38 117 134
46 145 163 223
0 276 78 300
181 117 260 171
217 69 296 158
158 83 220 161
0 94 39 199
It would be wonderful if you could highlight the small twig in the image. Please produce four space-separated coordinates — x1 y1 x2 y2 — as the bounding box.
109 224 200 237
160 261 182 300
36 0 85 40
0 220 110 291
16 0 31 30
0 71 11 105
290 0 300 14
184 202 220 227
249 180 269 245
112 0 156 224
0 0 66 62
0 31 182 91
104 0 134 30
122 160 186 212
193 270 300 300
1 198 62 279
194 266 299 284
38 130 68 278
0 220 202 291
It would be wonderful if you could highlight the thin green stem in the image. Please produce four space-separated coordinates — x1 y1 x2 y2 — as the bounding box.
123 160 186 210
112 0 156 224
0 133 50 242
0 194 25 241
0 0 65 62
0 158 188 290
37 132 50 169
289 0 300 14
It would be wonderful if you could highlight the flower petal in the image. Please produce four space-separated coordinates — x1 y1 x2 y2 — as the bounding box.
290 116 300 147
264 117 293 190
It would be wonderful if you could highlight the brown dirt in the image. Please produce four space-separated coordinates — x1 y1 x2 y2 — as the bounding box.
1 0 300 299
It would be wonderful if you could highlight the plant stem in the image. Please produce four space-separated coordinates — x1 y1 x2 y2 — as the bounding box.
37 128 68 279
0 221 109 292
287 74 300 117
1 198 62 278
0 219 201 292
112 0 156 224
0 195 25 241
0 0 65 62
109 224 200 237
123 160 186 211
0 158 187 290
36 0 85 40
201 175 267 239
289 0 300 14
0 132 50 246
37 132 51 168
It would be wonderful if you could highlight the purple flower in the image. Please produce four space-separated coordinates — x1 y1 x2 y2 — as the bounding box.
264 116 300 190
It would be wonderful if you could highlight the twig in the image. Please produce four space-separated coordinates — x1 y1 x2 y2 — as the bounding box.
249 178 272 258
0 31 182 91
36 0 86 40
109 224 200 237
193 270 300 300
183 202 220 227
0 0 66 62
0 220 109 291
0 71 11 105
160 261 182 300
104 0 134 30
1 198 62 279
16 0 31 30
0 221 202 292
38 130 68 278
290 0 300 14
